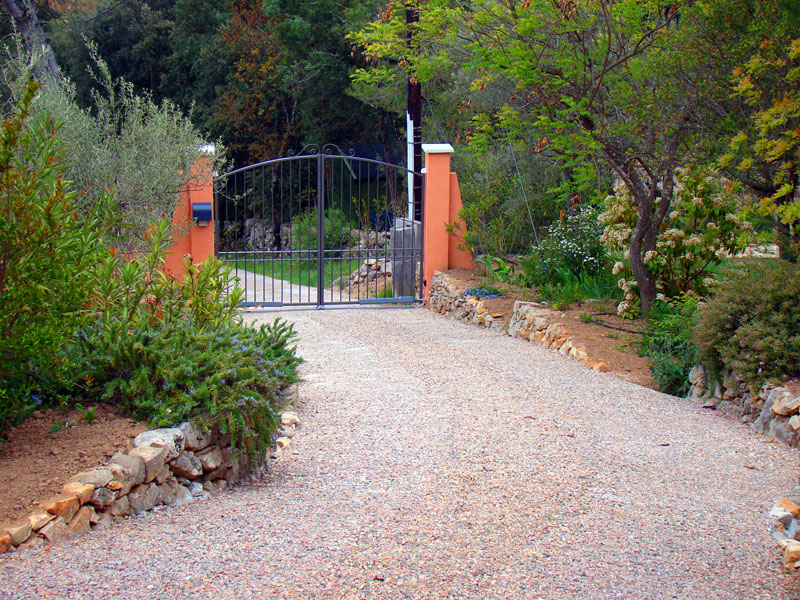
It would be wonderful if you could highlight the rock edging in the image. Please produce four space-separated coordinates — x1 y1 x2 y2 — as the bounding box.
687 366 800 447
688 367 800 570
0 386 300 555
429 271 611 372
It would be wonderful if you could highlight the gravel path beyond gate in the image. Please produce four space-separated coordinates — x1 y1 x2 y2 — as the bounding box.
1 307 798 599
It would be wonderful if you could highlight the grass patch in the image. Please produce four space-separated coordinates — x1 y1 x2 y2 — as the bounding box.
230 257 364 289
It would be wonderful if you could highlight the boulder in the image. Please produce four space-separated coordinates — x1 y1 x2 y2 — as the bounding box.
281 412 301 427
39 517 71 543
106 464 136 496
67 506 94 537
3 521 32 546
89 487 117 509
69 467 114 488
154 465 172 485
128 483 159 514
178 422 213 452
771 388 800 417
196 446 223 472
110 496 130 517
41 493 81 522
170 451 203 479
0 534 10 554
783 539 800 570
778 499 800 519
28 510 55 531
173 484 193 506
128 446 167 483
769 417 794 445
62 482 95 505
158 480 178 506
91 511 113 531
110 452 146 486
133 428 185 460
771 505 795 529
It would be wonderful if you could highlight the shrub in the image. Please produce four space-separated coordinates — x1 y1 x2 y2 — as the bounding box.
71 317 300 465
1 37 219 249
518 208 609 288
291 207 357 254
0 82 116 430
65 219 302 463
695 259 800 388
638 294 699 396
600 168 750 316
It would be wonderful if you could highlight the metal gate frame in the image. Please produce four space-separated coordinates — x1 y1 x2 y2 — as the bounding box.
214 145 424 308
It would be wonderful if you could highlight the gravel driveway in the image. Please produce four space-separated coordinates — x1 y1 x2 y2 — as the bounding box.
2 306 798 599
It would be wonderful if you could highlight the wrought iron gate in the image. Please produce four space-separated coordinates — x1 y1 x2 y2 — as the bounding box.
214 145 423 307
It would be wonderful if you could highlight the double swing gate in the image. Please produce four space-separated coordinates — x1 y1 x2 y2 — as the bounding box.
214 145 423 307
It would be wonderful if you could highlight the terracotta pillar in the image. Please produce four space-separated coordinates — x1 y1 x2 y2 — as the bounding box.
422 144 473 301
164 146 216 277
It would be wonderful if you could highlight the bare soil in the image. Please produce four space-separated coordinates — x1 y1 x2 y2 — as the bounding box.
445 268 657 390
0 405 147 526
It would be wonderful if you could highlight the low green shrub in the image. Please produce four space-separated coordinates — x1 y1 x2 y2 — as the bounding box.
291 207 358 254
695 259 800 388
638 294 699 396
71 317 301 465
517 208 609 288
535 267 621 308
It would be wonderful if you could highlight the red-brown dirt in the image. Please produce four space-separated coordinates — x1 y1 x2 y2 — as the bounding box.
0 405 148 526
444 269 657 390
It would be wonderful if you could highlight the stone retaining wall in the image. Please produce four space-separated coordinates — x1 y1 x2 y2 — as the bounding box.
687 366 800 447
0 389 299 555
429 271 610 372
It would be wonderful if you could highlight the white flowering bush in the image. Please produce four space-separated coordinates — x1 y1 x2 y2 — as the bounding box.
518 208 609 287
600 168 750 316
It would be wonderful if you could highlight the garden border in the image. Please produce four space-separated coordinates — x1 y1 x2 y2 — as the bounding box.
0 385 299 555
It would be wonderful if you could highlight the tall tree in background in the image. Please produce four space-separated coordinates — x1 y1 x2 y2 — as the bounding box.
215 0 296 162
262 0 379 147
1 0 60 82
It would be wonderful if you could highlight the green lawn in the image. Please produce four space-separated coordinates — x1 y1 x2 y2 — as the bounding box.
229 257 364 289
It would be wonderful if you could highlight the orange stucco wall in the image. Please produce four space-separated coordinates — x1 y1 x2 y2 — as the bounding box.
422 145 473 301
164 155 215 277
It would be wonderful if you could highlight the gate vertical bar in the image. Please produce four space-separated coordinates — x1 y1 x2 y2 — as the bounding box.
316 153 325 308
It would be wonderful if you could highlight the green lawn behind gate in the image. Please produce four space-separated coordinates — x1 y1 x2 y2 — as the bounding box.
229 257 365 289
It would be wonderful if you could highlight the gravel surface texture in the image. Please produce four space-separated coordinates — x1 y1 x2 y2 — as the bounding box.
2 306 798 599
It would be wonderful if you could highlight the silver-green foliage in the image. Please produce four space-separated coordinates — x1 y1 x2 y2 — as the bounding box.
1 37 216 248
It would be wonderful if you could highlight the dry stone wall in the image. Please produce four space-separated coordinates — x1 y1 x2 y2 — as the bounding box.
429 272 610 372
0 388 300 555
687 366 800 447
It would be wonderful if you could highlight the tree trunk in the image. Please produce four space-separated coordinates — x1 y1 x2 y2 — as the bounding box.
2 0 61 85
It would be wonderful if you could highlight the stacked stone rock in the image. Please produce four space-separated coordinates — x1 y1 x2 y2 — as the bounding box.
429 273 505 331
429 272 610 371
769 496 800 571
335 258 392 294
687 366 800 447
0 406 301 554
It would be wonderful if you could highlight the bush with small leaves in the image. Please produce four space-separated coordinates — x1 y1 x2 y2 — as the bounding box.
694 259 800 389
638 294 699 397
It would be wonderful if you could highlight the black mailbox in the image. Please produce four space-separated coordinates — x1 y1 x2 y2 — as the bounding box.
192 203 212 226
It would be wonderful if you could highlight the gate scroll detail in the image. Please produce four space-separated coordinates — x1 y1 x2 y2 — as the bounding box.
214 145 423 307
